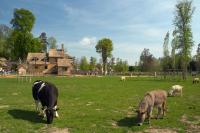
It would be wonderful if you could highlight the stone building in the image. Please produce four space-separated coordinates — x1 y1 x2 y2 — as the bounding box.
26 44 73 75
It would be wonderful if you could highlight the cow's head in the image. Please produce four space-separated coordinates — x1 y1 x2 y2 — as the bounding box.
45 108 58 124
136 101 147 126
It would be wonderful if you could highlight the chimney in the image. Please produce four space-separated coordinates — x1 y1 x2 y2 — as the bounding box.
61 44 64 56
61 44 64 50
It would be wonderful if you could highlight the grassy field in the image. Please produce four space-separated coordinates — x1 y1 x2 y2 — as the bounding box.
0 76 200 133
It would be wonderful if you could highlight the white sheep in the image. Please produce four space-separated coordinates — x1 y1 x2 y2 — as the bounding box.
121 76 126 81
193 78 199 84
168 85 183 97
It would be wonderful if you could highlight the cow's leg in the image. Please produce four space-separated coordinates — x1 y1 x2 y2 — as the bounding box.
53 105 59 118
42 106 47 118
35 100 40 112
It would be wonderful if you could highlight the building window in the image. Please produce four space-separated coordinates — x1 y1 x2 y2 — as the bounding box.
63 67 68 71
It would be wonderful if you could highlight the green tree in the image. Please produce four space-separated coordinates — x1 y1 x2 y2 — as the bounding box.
80 56 89 71
89 57 97 71
163 32 169 57
47 36 57 49
73 57 80 71
0 24 11 58
195 43 200 71
95 38 113 75
10 8 35 32
162 32 171 71
8 8 41 61
173 0 195 79
171 29 178 69
114 58 128 73
39 32 48 52
107 57 115 74
139 48 156 72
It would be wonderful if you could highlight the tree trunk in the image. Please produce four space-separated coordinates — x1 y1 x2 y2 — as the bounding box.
182 63 187 80
103 62 107 75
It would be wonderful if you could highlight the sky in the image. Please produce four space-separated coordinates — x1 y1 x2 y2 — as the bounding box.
0 0 200 65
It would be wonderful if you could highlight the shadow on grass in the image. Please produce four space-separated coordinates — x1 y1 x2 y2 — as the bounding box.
8 109 46 124
117 117 138 127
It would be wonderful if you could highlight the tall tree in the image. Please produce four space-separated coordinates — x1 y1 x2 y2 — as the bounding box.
195 43 200 70
0 24 11 58
89 57 97 71
39 32 48 52
173 0 195 79
8 8 41 61
163 32 169 57
80 56 89 71
95 38 113 75
171 29 178 69
10 8 35 32
139 48 155 72
73 57 80 71
162 32 170 71
47 36 57 49
107 57 115 74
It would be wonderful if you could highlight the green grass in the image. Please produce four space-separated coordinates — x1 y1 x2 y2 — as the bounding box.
0 76 200 133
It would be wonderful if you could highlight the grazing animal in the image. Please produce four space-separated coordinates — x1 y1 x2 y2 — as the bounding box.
168 85 183 97
121 76 126 81
136 90 167 126
193 78 199 84
32 80 59 124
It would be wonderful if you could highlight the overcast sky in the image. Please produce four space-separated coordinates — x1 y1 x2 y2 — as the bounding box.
0 0 200 65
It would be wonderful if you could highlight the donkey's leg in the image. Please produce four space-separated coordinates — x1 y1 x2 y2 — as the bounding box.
147 106 153 124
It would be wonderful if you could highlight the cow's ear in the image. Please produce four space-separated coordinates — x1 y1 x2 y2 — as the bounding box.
53 108 59 111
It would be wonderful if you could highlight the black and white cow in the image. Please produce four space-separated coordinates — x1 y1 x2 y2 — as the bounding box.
32 80 59 124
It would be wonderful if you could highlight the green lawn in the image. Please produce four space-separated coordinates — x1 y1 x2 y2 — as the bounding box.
0 76 200 133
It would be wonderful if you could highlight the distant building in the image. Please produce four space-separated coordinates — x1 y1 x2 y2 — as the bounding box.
0 57 8 69
18 64 27 75
27 44 73 75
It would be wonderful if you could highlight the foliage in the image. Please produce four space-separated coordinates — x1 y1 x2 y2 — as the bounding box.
39 32 48 52
171 29 179 69
73 57 80 71
114 58 129 73
10 8 35 32
139 48 159 72
173 0 195 79
8 8 41 61
107 57 115 74
195 43 200 70
89 57 97 71
0 24 11 58
162 32 171 71
96 38 113 75
163 32 170 57
8 30 41 60
47 36 57 49
79 56 89 71
128 65 140 72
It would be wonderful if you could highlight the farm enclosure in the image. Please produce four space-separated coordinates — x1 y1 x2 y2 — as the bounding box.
0 76 200 133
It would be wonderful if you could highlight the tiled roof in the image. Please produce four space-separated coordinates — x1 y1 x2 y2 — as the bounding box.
57 59 71 67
